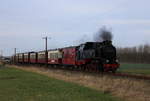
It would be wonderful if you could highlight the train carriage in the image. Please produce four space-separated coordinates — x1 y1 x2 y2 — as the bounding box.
37 51 47 64
18 53 24 63
13 54 19 63
24 53 29 63
62 47 77 65
11 55 17 63
48 49 62 64
30 52 37 63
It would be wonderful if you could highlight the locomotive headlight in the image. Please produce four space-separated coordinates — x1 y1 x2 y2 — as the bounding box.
106 60 109 63
116 59 119 62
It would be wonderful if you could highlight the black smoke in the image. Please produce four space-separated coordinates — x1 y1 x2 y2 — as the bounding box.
94 26 113 42
73 34 91 45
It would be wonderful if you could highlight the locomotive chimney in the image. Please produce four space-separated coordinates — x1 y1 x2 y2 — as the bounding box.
103 40 112 45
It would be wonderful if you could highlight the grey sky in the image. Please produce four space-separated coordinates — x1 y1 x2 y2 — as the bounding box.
0 0 150 56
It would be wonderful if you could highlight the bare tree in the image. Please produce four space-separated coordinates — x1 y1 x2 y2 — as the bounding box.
117 44 150 63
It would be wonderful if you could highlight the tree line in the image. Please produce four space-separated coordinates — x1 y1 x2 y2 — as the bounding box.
117 44 150 63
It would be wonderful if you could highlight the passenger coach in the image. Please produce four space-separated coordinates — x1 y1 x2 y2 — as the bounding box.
48 49 62 65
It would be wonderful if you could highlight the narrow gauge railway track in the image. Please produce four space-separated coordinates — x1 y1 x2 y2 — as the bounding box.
108 72 150 80
51 65 150 81
15 64 150 81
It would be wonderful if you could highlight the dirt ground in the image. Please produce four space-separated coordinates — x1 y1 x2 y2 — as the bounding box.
10 65 150 101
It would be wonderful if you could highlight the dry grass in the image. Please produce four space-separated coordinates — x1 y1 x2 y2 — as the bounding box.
10 65 150 101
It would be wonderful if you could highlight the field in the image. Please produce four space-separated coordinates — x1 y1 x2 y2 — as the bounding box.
118 63 150 75
5 65 150 101
0 66 120 101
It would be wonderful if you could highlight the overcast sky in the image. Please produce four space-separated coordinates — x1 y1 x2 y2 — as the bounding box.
0 0 150 56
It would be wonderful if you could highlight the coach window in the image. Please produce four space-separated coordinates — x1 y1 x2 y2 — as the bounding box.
49 53 51 58
53 53 54 59
39 53 44 59
58 52 62 58
31 54 35 59
55 53 58 59
51 54 53 59
30 54 32 58
51 54 54 59
55 53 57 59
52 53 54 59
54 53 55 59
42 54 45 59
49 53 51 59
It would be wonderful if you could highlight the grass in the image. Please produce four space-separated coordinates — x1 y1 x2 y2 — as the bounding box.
118 63 150 75
9 65 150 101
0 67 120 101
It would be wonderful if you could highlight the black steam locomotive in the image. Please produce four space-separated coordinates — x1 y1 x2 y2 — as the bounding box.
76 40 119 72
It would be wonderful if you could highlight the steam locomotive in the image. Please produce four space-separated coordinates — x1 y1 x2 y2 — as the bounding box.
12 40 119 72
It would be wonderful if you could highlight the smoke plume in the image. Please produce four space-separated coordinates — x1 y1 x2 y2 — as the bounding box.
73 34 91 45
94 26 113 42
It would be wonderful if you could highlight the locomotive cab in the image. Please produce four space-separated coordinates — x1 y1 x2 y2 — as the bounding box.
77 42 96 60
